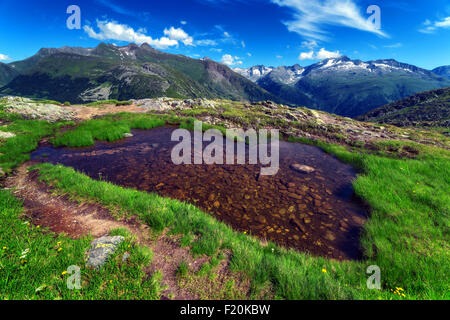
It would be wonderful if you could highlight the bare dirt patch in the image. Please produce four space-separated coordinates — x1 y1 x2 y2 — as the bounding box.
66 104 145 121
4 163 124 238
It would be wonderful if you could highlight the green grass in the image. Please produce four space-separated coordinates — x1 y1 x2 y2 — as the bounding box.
86 100 132 107
30 136 450 299
0 190 164 300
0 117 73 173
31 99 62 105
51 115 167 147
1 108 449 300
176 261 189 279
50 114 231 148
179 107 218 117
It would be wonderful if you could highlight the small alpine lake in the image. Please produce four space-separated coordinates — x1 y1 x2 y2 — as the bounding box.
32 127 368 260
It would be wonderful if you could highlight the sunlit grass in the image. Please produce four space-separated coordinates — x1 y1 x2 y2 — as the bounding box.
31 135 450 299
1 108 448 300
0 190 163 300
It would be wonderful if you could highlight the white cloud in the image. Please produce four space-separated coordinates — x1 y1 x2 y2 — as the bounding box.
276 55 283 59
97 0 136 17
299 50 314 60
221 54 243 66
272 0 388 41
315 47 341 59
163 27 194 46
214 25 239 45
241 40 246 48
0 53 11 61
419 16 450 33
301 40 318 49
210 48 223 53
197 39 218 46
436 17 450 27
298 48 341 60
247 52 252 57
181 21 187 25
384 42 403 48
84 20 180 49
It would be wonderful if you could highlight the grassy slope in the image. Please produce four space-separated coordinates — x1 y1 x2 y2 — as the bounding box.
0 191 163 300
1 47 277 104
0 104 74 173
357 87 450 126
0 111 164 299
0 110 449 300
0 62 19 86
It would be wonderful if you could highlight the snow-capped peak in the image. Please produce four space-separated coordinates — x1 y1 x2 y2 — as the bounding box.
234 65 274 82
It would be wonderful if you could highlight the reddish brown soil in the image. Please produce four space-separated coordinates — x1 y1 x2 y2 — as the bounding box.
66 104 145 121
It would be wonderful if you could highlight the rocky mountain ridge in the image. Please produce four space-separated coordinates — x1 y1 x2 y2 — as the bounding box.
1 43 278 105
358 87 450 127
236 57 450 117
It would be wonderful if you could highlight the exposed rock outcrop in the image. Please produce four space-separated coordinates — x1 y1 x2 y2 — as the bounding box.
86 236 125 269
1 96 76 122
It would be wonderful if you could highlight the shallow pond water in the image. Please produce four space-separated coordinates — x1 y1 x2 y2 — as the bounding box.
32 127 368 260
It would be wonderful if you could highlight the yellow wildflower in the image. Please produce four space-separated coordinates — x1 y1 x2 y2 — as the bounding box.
322 268 327 273
62 271 67 276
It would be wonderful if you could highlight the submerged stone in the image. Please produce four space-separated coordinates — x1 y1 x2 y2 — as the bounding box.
290 164 315 174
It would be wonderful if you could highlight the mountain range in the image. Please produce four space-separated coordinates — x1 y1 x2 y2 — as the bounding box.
235 57 450 117
0 43 277 104
1 43 449 119
432 66 450 79
357 86 450 127
0 62 19 86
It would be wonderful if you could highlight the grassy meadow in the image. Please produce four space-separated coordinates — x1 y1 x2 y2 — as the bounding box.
0 105 449 300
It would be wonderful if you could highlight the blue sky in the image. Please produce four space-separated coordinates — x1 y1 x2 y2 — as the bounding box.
0 0 449 69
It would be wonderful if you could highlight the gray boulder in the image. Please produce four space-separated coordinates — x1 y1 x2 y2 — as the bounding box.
0 131 16 139
86 236 125 269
